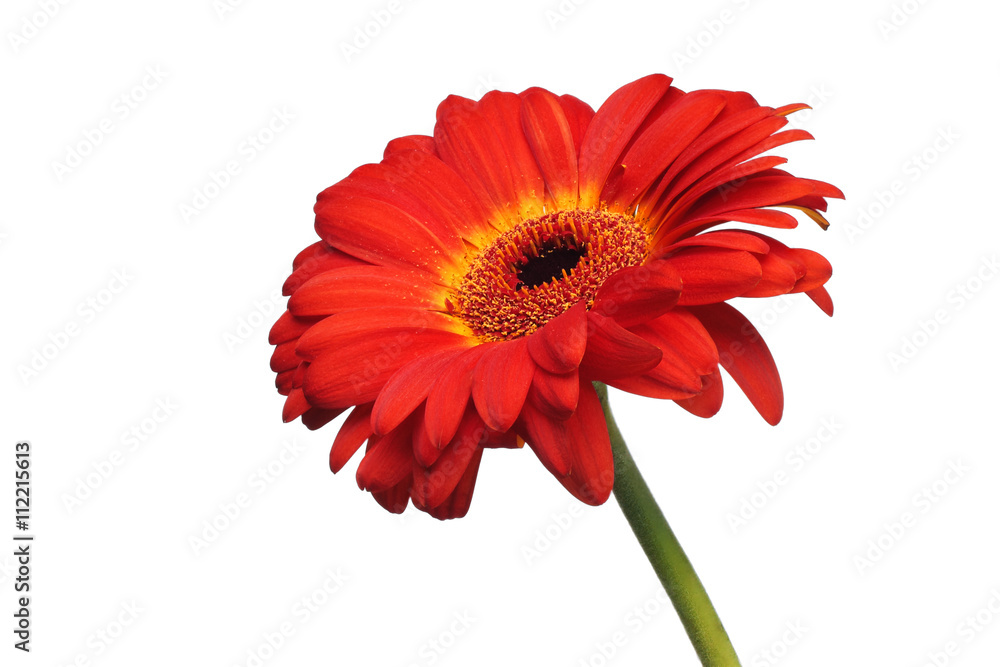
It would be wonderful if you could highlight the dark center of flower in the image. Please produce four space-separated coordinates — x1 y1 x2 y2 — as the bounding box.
515 242 586 290
454 209 648 341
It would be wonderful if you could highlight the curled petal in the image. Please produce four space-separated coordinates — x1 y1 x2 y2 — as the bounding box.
644 309 719 376
526 301 588 374
690 303 783 425
580 312 663 379
528 367 580 420
742 250 799 298
807 285 835 316
592 261 682 328
675 369 724 419
665 248 762 305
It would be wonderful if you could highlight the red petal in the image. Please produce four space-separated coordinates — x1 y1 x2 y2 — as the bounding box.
330 403 374 473
665 230 771 254
356 428 413 493
578 74 672 207
335 165 465 254
690 303 783 425
337 152 494 246
371 348 466 435
288 266 444 317
652 116 790 217
372 474 411 514
383 134 436 157
281 388 310 423
303 331 472 409
666 248 762 305
295 308 465 359
614 323 703 397
638 105 773 216
426 447 484 520
472 338 535 433
591 261 682 328
526 301 588 374
558 94 596 154
788 248 832 293
269 310 319 345
662 156 791 228
521 87 579 207
528 367 580 420
379 150 497 242
518 399 572 477
314 194 459 275
684 174 816 222
801 178 845 200
644 309 719 375
774 103 811 116
424 346 487 447
301 406 344 431
412 409 442 468
284 243 368 296
433 94 523 225
478 91 545 218
675 369 724 418
270 340 298 373
291 362 307 388
806 285 834 316
720 208 800 229
605 372 697 400
580 312 663 379
731 128 816 166
605 91 727 207
742 251 799 298
741 233 833 294
556 382 614 505
275 369 294 396
411 408 485 509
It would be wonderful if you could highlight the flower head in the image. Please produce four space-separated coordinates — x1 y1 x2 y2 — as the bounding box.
269 74 842 519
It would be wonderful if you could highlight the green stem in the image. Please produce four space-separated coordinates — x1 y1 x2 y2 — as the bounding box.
596 382 742 667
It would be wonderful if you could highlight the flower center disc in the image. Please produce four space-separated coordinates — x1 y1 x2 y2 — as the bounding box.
455 209 648 341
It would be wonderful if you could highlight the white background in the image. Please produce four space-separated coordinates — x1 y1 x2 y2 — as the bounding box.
3 0 999 665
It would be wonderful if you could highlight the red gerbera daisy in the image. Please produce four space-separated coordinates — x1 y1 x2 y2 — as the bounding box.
269 73 842 520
